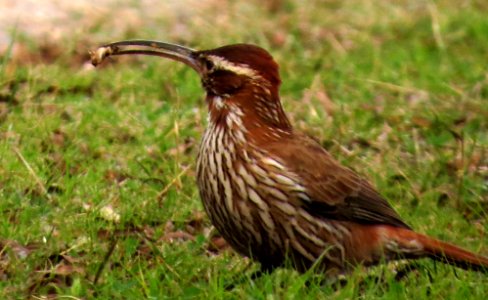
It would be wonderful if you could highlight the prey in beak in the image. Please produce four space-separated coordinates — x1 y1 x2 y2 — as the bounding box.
89 40 203 74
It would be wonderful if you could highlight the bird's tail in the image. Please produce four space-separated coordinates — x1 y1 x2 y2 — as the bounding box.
383 226 488 272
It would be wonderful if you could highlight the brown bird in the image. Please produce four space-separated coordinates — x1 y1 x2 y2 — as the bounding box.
90 40 488 276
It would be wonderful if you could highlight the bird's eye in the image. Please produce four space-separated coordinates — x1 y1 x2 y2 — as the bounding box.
205 60 214 71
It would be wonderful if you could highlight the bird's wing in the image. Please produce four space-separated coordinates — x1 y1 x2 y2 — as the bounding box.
263 133 411 229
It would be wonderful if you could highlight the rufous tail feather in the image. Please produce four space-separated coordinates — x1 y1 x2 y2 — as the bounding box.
386 226 488 272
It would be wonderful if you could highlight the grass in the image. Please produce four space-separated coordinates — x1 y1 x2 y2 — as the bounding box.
0 0 487 298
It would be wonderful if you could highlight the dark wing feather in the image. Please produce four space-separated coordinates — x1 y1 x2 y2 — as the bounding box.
264 133 411 229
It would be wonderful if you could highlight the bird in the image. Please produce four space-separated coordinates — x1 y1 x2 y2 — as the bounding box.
90 40 488 276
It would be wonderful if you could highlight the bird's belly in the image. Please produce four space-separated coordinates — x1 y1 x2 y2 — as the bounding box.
198 186 270 259
195 131 284 264
196 155 276 260
195 128 350 271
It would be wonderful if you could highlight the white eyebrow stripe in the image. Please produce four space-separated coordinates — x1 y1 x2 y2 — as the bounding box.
207 55 258 78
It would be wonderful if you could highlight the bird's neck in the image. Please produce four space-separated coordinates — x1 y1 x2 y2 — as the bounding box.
206 88 292 145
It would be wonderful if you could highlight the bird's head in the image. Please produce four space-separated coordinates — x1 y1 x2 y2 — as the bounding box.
196 44 281 98
91 40 290 131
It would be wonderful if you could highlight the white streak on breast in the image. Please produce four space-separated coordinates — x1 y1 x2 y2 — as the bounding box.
213 96 224 109
265 186 288 202
238 164 257 186
234 129 246 143
248 188 268 211
226 110 244 129
273 201 296 215
231 170 248 199
274 174 297 186
259 211 275 230
261 157 286 170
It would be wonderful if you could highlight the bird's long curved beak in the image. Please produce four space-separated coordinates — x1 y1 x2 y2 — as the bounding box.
89 40 202 74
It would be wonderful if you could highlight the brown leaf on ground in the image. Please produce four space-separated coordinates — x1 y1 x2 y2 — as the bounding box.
96 223 153 240
453 116 468 126
185 211 206 235
447 148 485 175
48 261 84 276
10 42 62 65
136 243 153 258
142 225 156 240
166 137 196 157
270 30 288 47
164 220 175 234
50 129 67 148
161 231 195 243
411 116 432 128
348 137 379 151
104 169 129 184
0 239 36 260
0 103 8 122
207 236 230 254
473 220 486 237
300 85 336 116
0 80 20 106
47 152 67 175
27 253 86 297
315 89 335 115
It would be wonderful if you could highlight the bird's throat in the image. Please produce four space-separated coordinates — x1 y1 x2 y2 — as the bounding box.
206 94 292 146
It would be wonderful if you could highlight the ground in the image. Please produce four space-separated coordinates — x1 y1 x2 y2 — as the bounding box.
0 0 487 298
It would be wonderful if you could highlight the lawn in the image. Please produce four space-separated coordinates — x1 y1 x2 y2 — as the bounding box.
0 0 487 298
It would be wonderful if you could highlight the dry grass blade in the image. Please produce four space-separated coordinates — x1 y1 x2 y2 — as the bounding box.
156 164 192 202
12 146 52 201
